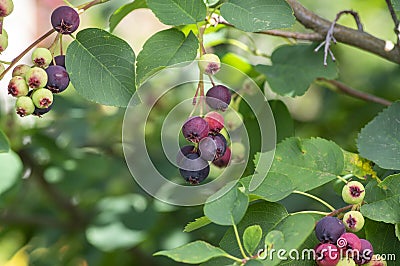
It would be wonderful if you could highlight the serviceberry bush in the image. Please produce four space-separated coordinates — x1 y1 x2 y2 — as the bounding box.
0 0 399 265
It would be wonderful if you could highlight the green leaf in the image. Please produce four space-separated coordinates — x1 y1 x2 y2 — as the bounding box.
0 151 23 195
0 130 10 153
136 28 198 86
66 28 136 107
269 137 344 192
220 0 295 32
243 225 263 255
264 230 284 250
109 0 147 32
256 44 338 97
357 102 400 170
154 241 229 264
361 174 400 224
269 100 294 143
204 185 249 225
364 219 400 261
146 0 206 26
396 223 400 242
342 150 377 179
184 216 212 232
392 0 400 12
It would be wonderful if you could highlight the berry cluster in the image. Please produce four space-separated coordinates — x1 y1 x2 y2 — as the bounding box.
5 5 80 117
177 84 233 185
313 181 387 266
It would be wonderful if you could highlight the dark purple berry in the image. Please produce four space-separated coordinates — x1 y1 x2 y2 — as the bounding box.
178 152 210 185
45 65 70 93
50 55 66 68
314 243 340 266
51 6 80 34
213 147 231 168
176 145 196 165
315 216 346 244
209 133 227 159
199 137 217 161
354 239 374 265
33 105 52 117
206 85 231 111
182 116 209 143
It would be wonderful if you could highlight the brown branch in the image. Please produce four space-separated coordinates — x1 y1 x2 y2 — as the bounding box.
317 78 393 106
327 205 353 217
385 0 400 44
258 29 323 41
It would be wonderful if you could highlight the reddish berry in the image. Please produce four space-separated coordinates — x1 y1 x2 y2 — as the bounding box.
8 76 29 97
213 147 231 168
354 239 374 265
337 233 362 257
182 116 209 143
0 0 13 17
204 111 224 133
315 243 340 266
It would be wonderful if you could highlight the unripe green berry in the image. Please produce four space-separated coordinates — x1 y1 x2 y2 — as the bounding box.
12 64 31 78
343 210 365 232
198 53 221 75
0 0 14 17
342 181 365 204
224 110 243 131
32 47 53 68
8 76 29 97
0 29 8 52
32 88 53 109
25 67 48 88
15 96 35 117
336 258 356 266
231 142 246 161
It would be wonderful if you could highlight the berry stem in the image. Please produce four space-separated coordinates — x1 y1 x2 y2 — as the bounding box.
290 210 330 216
0 17 3 34
293 190 336 211
336 174 352 183
222 254 244 263
327 204 354 217
0 60 11 65
77 0 110 12
231 215 249 260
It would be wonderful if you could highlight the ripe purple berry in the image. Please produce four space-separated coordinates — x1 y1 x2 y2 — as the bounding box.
178 152 210 185
8 76 29 97
50 55 66 68
199 137 217 161
314 243 340 266
204 111 224 134
354 239 374 265
25 67 48 89
0 29 8 52
315 216 346 244
337 232 362 255
15 96 35 117
342 181 365 205
343 211 365 232
206 85 232 111
182 116 209 143
32 88 53 109
45 65 70 93
33 105 52 117
0 0 13 17
213 147 231 168
209 133 227 159
32 47 53 68
176 145 196 165
12 64 31 78
198 54 221 75
51 6 80 34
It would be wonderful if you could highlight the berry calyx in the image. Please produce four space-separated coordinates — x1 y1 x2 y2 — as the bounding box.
182 116 209 143
204 111 224 134
32 47 53 68
0 0 13 17
206 85 232 111
25 67 48 88
15 96 35 117
8 76 29 97
178 152 210 185
51 6 80 34
45 65 70 93
343 211 365 232
342 181 365 205
0 29 8 52
198 53 221 75
354 239 374 265
32 88 53 109
314 243 340 266
212 147 231 168
12 64 31 78
337 232 362 255
315 216 346 244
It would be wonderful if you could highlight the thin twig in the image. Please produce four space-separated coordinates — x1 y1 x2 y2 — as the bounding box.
385 0 400 44
317 78 393 106
327 205 354 217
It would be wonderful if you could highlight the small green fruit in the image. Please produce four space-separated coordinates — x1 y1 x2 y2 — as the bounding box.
12 64 31 78
25 67 48 88
32 88 53 109
15 96 35 117
32 47 53 68
342 181 365 204
198 53 221 75
336 258 356 266
0 0 14 17
343 210 365 232
0 29 8 52
8 76 29 97
231 142 246 161
224 110 243 131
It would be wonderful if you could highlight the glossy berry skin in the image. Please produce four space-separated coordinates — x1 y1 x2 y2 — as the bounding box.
25 67 48 88
8 76 29 97
209 133 227 159
354 239 374 265
0 0 13 17
33 105 52 117
182 116 209 143
45 65 70 93
199 137 217 161
12 64 31 78
176 145 196 165
32 88 53 109
51 6 80 34
336 258 356 266
0 29 8 52
213 147 231 168
178 152 210 184
337 232 362 255
314 243 340 266
198 54 221 75
342 181 365 204
32 47 53 68
204 111 224 134
343 211 365 232
50 55 66 68
315 216 346 244
15 96 35 117
364 255 387 266
206 85 232 111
